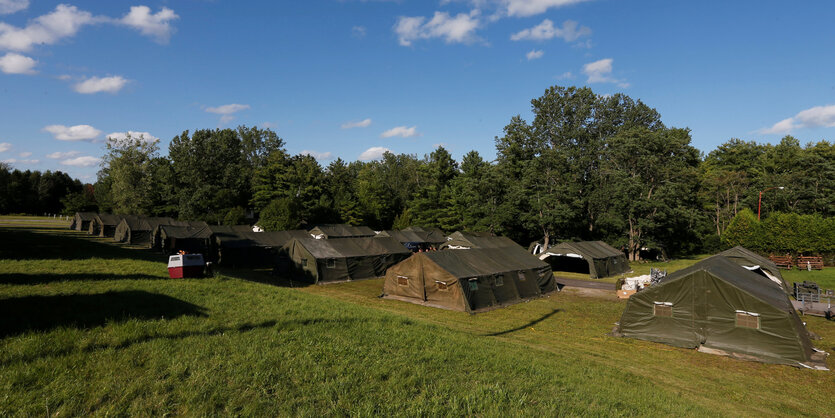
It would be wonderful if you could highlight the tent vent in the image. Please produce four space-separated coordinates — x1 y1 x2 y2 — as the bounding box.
327 258 336 268
653 302 673 317
435 281 449 291
735 311 760 329
301 258 308 267
468 278 478 291
495 275 504 287
517 271 526 281
397 276 409 286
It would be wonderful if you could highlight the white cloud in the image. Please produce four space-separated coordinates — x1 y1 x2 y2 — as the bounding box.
0 142 10 152
503 0 591 17
510 19 591 42
205 103 250 114
341 118 372 129
0 4 96 52
119 6 178 43
260 122 277 129
56 74 71 80
0 0 28 15
60 155 99 167
106 131 159 143
352 25 366 38
46 150 81 159
2 158 38 165
526 49 543 60
0 52 36 74
73 75 128 94
17 151 30 157
43 124 101 141
761 105 835 134
359 146 391 161
556 71 573 79
381 125 419 138
395 10 481 46
301 150 333 161
582 58 628 87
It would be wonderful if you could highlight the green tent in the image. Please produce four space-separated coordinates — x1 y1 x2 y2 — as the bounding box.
538 241 630 279
382 247 556 313
403 226 446 243
308 224 376 239
613 255 827 369
88 214 125 237
69 212 96 232
114 216 198 247
440 231 521 250
211 228 310 267
280 236 411 284
153 225 214 255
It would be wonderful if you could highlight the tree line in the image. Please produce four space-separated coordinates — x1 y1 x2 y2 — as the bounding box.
0 164 84 215
4 85 834 260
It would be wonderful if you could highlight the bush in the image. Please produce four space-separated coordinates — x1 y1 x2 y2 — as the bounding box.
723 209 835 255
257 198 301 231
223 206 247 226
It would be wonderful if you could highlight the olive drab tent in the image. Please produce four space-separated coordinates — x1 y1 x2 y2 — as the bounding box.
149 220 208 250
211 228 310 267
70 212 96 232
375 229 447 252
402 226 446 243
114 217 199 247
308 224 376 239
538 241 630 279
613 255 828 369
382 246 556 313
88 213 125 237
153 225 214 255
280 236 411 284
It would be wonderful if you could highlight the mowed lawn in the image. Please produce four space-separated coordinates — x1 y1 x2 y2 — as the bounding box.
1 222 834 416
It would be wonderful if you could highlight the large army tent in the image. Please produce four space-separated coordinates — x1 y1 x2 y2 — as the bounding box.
382 247 556 312
308 224 376 239
718 246 789 292
440 231 521 250
403 226 446 243
149 220 208 249
212 229 310 267
70 212 96 232
114 217 204 247
280 236 411 284
613 255 827 369
538 241 630 279
87 214 125 237
154 225 214 255
376 229 446 251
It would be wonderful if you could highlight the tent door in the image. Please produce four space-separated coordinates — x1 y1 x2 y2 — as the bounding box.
693 272 708 344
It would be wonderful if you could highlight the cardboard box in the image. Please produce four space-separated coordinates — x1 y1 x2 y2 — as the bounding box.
617 289 636 299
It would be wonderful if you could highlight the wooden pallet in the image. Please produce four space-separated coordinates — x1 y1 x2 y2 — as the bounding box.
769 255 793 270
796 256 824 270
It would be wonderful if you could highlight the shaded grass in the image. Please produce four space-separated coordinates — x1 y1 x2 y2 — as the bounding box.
1 224 834 416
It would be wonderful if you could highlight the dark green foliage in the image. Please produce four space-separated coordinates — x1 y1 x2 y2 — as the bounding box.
223 206 247 226
0 163 83 215
258 198 301 231
723 209 835 254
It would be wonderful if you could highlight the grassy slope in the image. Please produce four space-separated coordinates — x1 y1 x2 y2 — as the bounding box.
0 225 833 416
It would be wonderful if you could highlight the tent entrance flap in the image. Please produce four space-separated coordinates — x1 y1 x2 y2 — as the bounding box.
541 254 590 275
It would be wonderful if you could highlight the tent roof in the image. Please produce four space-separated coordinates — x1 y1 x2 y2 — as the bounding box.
443 231 521 250
158 225 214 239
93 213 124 226
376 229 446 244
288 236 411 259
308 224 376 238
403 226 446 241
719 246 782 278
658 255 792 311
543 241 623 259
75 212 97 221
422 247 550 279
214 229 310 248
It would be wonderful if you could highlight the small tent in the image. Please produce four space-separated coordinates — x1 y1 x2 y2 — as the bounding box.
376 229 446 251
149 220 208 250
613 255 827 369
538 241 630 279
308 224 376 239
87 214 125 237
70 212 96 232
382 247 556 312
114 217 189 247
280 236 411 284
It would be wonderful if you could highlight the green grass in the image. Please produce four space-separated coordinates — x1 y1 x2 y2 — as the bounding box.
1 223 834 416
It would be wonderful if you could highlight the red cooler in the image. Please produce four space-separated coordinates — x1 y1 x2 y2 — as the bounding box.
168 254 205 278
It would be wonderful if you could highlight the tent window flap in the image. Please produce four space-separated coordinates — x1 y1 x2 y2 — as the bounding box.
435 281 449 291
653 302 673 317
735 310 760 329
397 275 409 286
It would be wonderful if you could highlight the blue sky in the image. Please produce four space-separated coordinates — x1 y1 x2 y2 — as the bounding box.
1 0 834 182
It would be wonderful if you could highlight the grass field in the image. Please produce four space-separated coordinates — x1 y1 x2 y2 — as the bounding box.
1 221 834 416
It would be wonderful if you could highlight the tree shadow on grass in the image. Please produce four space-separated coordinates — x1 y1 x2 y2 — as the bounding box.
0 273 167 285
0 227 167 263
220 267 315 289
0 291 208 338
484 308 561 336
0 317 363 366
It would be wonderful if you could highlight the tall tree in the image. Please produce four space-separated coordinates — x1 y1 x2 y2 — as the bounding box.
99 133 159 215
